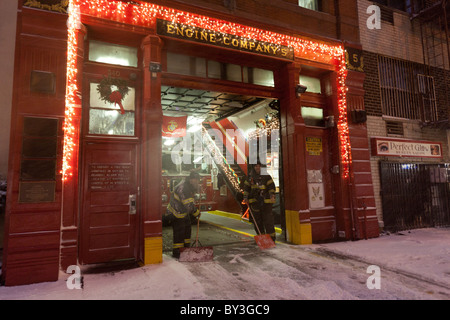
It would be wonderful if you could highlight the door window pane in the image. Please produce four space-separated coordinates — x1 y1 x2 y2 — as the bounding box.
89 109 135 136
301 106 324 126
299 75 322 93
89 83 135 111
89 82 135 136
89 41 138 67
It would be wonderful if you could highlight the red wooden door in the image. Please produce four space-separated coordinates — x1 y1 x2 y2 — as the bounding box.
304 127 336 241
80 141 139 264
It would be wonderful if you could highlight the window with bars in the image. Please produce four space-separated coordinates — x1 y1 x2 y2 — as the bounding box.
417 74 438 122
377 55 437 121
371 0 419 13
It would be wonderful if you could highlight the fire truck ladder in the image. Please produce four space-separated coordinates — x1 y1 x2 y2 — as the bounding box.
201 123 248 212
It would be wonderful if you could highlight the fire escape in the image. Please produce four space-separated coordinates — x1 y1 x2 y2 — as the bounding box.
410 0 450 127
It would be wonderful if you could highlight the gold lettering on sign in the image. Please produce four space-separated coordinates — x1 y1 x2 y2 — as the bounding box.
157 19 294 60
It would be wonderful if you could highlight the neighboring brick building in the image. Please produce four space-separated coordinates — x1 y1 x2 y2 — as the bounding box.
358 0 450 231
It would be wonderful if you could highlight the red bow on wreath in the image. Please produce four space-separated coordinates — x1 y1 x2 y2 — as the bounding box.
109 90 125 115
97 77 130 115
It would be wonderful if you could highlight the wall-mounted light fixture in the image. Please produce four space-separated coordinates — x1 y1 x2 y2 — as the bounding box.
295 84 307 97
149 62 162 78
325 115 335 128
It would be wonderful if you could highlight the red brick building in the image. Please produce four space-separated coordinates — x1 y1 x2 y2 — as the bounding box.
1 0 379 286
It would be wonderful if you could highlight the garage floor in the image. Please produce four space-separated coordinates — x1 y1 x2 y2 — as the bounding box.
162 211 282 254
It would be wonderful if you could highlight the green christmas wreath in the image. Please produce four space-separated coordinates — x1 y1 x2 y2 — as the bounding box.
97 77 130 114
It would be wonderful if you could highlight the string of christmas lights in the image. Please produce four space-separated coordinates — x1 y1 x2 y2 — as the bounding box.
65 0 352 180
248 118 280 141
62 1 81 181
201 127 242 193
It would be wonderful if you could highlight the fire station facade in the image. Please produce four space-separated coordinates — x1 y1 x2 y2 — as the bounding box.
1 0 379 286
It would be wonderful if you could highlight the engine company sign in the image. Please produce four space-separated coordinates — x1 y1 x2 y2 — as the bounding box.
371 137 442 158
157 19 294 60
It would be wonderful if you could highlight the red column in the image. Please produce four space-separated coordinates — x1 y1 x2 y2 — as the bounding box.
140 34 164 264
346 69 380 240
276 62 312 244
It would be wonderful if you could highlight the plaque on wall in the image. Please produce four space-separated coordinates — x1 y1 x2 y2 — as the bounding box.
19 181 56 203
30 70 56 94
305 137 323 156
89 164 133 190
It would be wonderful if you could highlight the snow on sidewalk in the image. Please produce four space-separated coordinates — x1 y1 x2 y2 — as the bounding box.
0 227 448 300
313 227 450 287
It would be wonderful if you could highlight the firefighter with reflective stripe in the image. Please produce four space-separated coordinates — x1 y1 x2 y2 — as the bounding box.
243 162 276 241
166 171 201 258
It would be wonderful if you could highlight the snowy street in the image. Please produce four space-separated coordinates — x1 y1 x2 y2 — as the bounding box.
0 227 449 301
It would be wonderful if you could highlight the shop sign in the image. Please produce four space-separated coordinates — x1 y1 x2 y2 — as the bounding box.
157 19 294 60
371 137 442 158
305 137 322 155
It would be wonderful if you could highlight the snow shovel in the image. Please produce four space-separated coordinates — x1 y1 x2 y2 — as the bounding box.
179 215 214 262
247 205 276 250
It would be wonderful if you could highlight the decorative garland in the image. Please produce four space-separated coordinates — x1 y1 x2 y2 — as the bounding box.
97 77 130 114
24 0 69 13
65 0 351 180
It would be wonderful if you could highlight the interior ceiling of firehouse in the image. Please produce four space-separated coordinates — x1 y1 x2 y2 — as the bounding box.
161 85 275 120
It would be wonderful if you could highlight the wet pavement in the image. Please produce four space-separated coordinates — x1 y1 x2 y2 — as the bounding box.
162 211 283 255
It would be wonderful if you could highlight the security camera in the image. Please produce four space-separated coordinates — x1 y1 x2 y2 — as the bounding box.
295 84 307 97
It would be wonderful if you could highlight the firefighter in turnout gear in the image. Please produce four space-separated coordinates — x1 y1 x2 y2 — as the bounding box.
166 171 201 258
243 162 276 241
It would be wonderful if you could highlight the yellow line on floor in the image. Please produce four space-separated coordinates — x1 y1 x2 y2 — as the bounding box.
201 219 256 239
206 210 282 234
201 219 284 246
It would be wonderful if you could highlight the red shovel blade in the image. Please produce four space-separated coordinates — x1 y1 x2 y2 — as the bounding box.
254 234 276 249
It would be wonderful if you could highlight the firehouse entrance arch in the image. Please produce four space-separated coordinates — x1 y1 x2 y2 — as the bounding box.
74 11 347 266
60 0 369 272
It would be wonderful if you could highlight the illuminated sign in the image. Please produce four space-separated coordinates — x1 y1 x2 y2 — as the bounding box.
157 19 294 60
371 137 442 158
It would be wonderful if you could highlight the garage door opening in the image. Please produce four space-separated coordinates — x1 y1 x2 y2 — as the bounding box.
160 86 284 254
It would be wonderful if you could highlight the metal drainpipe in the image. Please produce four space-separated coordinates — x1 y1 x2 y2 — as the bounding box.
347 172 357 241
